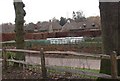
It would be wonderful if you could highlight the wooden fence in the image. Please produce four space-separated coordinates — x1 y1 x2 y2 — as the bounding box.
0 48 120 79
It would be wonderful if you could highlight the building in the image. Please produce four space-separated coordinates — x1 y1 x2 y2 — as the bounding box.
47 37 84 44
39 21 62 32
1 23 15 33
61 20 100 32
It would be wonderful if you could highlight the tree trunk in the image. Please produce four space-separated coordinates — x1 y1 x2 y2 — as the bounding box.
118 2 120 76
13 1 26 62
99 2 120 78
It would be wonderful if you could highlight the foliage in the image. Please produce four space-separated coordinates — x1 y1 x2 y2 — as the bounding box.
72 10 86 22
59 17 67 26
6 52 16 59
52 17 59 22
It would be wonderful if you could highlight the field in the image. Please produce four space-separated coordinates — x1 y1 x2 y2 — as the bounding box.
2 37 102 54
2 37 104 80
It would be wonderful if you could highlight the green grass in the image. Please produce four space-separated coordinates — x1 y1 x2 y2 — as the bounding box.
56 66 100 73
47 66 99 79
6 52 15 59
75 67 99 73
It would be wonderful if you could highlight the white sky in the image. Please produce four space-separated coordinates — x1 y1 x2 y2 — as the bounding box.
0 0 100 24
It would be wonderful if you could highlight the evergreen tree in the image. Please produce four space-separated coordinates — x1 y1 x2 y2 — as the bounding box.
59 17 67 26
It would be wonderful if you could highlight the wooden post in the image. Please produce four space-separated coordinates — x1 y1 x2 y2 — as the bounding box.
110 51 118 79
2 48 7 69
40 48 47 79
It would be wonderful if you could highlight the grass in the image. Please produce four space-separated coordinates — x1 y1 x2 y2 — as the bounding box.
47 66 99 79
75 67 99 73
3 54 100 79
2 38 102 79
55 66 100 73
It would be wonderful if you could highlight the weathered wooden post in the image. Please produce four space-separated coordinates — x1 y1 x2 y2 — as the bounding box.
110 51 118 79
2 48 7 69
40 48 47 79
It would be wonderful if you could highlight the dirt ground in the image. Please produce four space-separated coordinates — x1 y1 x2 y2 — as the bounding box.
2 66 97 80
2 66 42 79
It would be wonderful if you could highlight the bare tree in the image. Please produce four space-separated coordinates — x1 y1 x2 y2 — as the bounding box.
99 1 120 79
13 0 26 65
72 10 86 22
118 1 120 77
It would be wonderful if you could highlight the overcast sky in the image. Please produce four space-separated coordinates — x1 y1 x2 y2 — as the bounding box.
0 0 100 24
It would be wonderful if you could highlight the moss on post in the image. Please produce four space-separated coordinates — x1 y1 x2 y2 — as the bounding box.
13 0 26 62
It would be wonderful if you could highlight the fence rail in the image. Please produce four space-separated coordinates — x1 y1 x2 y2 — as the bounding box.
0 58 112 79
1 48 120 79
1 49 120 59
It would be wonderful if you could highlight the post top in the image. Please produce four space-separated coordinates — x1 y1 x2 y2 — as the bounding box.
99 0 120 2
14 0 22 2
